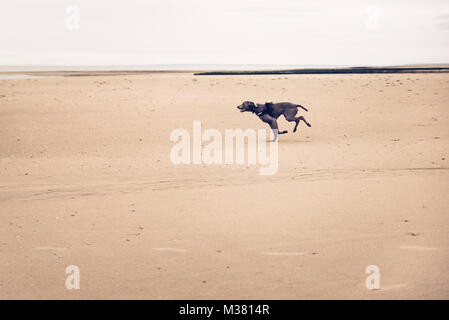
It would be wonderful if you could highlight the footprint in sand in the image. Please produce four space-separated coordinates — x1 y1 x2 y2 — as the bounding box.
152 247 187 253
34 246 67 251
263 252 306 256
379 284 407 291
400 246 437 251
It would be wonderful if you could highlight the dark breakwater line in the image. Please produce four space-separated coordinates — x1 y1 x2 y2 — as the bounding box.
194 67 449 76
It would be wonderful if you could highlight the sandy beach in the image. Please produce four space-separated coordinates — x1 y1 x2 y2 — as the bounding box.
0 72 448 299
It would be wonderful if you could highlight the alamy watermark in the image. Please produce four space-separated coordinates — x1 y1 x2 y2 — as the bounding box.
365 5 380 30
169 121 279 175
65 265 80 290
65 5 80 30
365 265 380 290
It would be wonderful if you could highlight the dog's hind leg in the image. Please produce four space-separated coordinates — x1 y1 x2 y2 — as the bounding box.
284 109 311 133
296 116 311 130
283 109 301 132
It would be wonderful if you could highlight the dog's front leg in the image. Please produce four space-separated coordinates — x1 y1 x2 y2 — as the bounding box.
270 129 279 142
259 114 287 141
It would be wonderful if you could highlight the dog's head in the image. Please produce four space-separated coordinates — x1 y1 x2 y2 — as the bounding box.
237 101 256 113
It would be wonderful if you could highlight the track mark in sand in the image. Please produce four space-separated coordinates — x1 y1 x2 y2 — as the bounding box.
263 252 306 256
379 284 407 291
152 247 187 253
6 167 449 201
34 246 67 251
400 246 437 251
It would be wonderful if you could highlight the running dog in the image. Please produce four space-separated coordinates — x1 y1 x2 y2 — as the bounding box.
237 101 311 140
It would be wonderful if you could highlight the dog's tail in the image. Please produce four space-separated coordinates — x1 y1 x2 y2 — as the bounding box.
297 105 308 112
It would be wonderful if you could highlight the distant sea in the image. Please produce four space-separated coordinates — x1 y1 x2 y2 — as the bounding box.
0 64 348 72
1 64 447 79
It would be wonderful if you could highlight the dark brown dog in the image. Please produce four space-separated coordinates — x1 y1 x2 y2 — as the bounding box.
237 101 311 140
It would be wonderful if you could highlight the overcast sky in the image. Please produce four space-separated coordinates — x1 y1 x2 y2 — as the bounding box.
1 0 448 66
